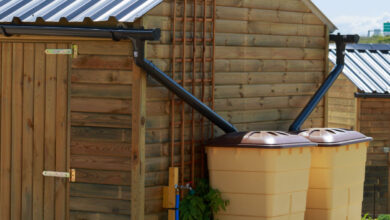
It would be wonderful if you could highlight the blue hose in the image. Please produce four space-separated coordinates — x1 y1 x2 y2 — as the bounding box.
175 194 180 220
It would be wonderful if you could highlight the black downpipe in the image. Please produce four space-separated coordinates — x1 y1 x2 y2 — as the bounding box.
131 39 238 133
0 24 238 133
289 34 360 132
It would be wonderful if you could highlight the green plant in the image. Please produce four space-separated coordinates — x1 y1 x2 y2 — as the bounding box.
378 214 390 220
179 179 229 220
362 213 374 220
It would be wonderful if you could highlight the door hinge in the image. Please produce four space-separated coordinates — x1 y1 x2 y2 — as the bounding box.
45 49 72 55
42 169 76 182
44 45 78 58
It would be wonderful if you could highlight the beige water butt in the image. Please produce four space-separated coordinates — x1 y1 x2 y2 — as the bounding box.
299 128 372 220
206 131 317 220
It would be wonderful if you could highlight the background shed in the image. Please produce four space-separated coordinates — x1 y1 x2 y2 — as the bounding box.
0 0 336 219
327 44 390 216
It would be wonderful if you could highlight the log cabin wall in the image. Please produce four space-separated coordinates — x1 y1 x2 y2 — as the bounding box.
142 1 216 219
142 0 329 218
144 0 328 135
212 0 328 134
325 73 358 129
69 40 134 219
359 98 390 215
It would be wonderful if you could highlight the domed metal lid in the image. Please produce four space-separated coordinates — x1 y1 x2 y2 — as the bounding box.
298 128 373 146
207 131 317 149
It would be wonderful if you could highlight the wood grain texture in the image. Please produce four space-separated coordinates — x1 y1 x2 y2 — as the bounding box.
1 43 12 220
72 55 132 70
21 43 34 220
0 42 69 220
326 71 357 130
11 43 23 220
55 43 69 220
33 43 46 220
44 43 57 220
131 62 146 220
69 40 134 217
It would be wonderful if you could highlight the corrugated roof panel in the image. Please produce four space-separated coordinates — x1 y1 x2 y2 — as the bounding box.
329 44 390 94
0 0 162 23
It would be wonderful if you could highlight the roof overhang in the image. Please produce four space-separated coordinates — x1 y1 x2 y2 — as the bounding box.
355 93 390 98
301 0 337 32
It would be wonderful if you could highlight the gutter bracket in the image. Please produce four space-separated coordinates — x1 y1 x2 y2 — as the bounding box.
111 31 121 41
129 37 144 64
0 26 11 37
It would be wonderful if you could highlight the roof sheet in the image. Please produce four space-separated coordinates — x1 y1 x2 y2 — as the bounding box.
0 0 162 23
329 44 390 94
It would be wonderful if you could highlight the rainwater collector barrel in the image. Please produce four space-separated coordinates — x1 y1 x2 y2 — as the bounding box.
206 131 317 220
299 128 372 220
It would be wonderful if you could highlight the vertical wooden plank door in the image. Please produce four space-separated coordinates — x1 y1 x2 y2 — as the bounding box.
0 42 70 220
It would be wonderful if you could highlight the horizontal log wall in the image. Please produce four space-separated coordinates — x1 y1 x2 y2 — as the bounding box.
69 40 137 220
359 98 390 215
326 73 357 129
143 0 328 218
212 0 327 134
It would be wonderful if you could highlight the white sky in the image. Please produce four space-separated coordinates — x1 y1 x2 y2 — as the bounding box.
312 0 390 36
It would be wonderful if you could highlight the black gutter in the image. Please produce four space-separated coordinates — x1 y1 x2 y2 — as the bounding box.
355 92 390 98
0 25 160 41
0 24 238 133
289 34 360 132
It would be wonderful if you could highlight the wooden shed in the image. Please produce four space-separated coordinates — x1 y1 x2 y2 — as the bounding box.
0 0 336 219
326 44 390 216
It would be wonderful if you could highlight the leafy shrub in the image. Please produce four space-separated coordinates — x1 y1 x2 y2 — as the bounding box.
362 213 390 220
379 214 390 220
362 213 373 220
179 179 229 220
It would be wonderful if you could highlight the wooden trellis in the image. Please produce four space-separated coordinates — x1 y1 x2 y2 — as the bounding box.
170 0 216 188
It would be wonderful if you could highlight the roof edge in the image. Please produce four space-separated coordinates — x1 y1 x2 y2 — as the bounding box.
301 0 337 32
355 92 390 98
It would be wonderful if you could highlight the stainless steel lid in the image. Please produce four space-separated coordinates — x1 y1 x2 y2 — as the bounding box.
207 131 317 149
298 128 373 146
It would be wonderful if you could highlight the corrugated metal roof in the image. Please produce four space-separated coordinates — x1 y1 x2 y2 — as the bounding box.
329 44 390 94
0 0 162 23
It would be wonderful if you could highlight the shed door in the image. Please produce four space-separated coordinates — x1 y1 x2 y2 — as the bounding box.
0 42 70 220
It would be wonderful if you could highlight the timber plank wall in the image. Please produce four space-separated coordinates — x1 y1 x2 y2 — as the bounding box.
141 0 329 218
326 73 357 129
0 42 69 220
359 98 390 215
69 40 163 220
69 40 133 220
144 0 328 138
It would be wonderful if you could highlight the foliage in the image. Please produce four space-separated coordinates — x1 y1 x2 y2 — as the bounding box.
378 214 390 220
359 36 390 44
179 179 229 220
361 213 390 220
362 213 374 220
